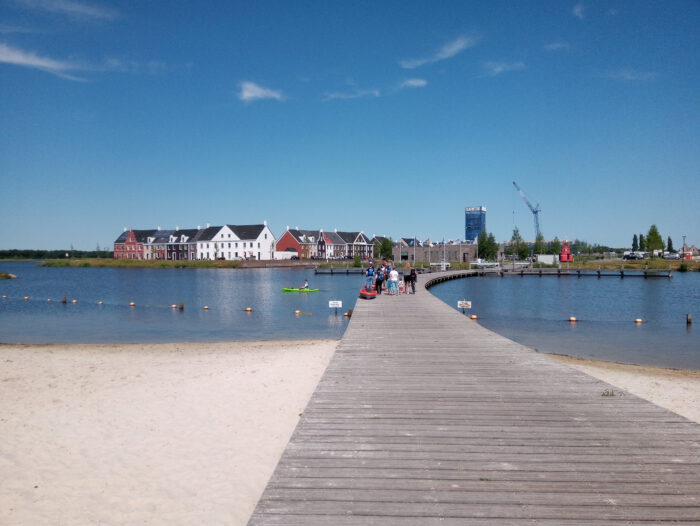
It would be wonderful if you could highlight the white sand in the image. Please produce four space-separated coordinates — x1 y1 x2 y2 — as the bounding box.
547 354 700 424
0 340 337 526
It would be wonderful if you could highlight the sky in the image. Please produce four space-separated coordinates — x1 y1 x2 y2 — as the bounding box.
1 0 699 250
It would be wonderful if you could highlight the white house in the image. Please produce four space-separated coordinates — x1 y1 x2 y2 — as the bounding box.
196 222 276 260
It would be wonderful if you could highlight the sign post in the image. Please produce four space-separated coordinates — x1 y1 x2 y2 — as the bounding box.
457 300 472 314
329 300 342 315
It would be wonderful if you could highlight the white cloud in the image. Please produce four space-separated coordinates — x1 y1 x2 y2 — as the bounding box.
238 81 285 103
0 41 170 80
15 0 119 21
399 78 427 89
544 41 569 51
0 41 85 79
605 69 657 81
323 88 380 101
573 2 586 20
400 35 476 69
482 61 526 77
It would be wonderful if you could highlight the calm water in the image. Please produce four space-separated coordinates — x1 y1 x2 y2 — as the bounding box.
0 262 360 343
1 262 698 369
430 272 700 370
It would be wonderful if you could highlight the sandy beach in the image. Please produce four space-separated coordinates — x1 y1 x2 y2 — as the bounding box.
0 340 336 526
2 341 699 525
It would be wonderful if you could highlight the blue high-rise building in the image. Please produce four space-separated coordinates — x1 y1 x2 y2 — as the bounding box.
464 206 486 243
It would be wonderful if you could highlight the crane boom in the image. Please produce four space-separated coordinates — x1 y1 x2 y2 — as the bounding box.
512 181 542 239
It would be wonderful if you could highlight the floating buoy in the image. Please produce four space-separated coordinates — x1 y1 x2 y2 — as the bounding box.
171 304 177 309
98 301 104 305
23 296 29 301
71 299 78 304
245 307 252 312
634 318 643 324
569 316 577 322
470 314 478 320
203 305 209 310
294 309 302 315
129 302 135 307
343 312 350 317
47 298 52 302
2 295 7 299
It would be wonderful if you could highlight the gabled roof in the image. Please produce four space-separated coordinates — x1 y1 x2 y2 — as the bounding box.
227 224 266 240
152 230 176 243
114 229 157 243
285 229 321 244
323 231 345 245
193 226 223 242
336 231 370 244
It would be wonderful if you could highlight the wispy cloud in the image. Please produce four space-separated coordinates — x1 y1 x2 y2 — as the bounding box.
0 41 85 80
572 2 586 20
14 0 118 21
544 41 569 51
482 61 526 77
399 78 427 89
0 24 41 34
323 88 380 101
400 35 476 69
238 81 285 103
604 69 657 81
0 41 171 80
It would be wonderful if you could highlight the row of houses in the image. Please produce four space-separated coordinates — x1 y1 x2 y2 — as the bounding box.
113 224 375 261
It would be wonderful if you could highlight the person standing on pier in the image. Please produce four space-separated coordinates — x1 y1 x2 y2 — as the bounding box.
375 264 385 294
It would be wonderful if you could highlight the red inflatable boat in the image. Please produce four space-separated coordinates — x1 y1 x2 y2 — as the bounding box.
359 287 377 299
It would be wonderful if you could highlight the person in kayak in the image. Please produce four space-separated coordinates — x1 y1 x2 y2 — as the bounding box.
300 279 309 289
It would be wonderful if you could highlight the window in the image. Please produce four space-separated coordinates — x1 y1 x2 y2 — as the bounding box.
265 233 267 239
257 242 260 248
228 243 231 248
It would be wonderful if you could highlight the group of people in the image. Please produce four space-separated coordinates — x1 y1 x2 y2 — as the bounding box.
365 260 417 295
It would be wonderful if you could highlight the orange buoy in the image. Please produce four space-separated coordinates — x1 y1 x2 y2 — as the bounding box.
569 316 577 322
171 304 177 309
470 314 478 320
634 318 643 324
245 307 252 312
47 298 52 302
71 299 78 304
294 309 301 315
129 302 135 307
203 305 209 310
98 301 104 305
23 296 29 301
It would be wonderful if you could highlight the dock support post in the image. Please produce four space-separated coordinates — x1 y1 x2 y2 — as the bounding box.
688 314 693 326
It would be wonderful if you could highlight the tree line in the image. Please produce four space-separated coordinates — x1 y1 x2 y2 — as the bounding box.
631 225 674 254
0 249 113 259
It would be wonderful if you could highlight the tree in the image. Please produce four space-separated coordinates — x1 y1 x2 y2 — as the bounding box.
646 224 664 255
507 227 529 260
632 234 639 252
667 236 675 253
374 237 394 259
639 234 646 251
533 232 546 255
477 231 499 261
548 237 561 256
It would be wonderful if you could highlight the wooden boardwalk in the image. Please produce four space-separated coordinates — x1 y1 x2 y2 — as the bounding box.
249 271 700 525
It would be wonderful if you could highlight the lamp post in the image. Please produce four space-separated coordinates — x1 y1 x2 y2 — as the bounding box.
682 234 686 260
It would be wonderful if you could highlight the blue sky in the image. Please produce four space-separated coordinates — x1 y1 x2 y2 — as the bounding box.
1 0 698 250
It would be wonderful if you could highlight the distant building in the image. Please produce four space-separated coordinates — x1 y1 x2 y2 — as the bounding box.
464 206 487 244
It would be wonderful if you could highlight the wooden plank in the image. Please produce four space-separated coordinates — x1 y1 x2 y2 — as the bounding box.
248 270 700 525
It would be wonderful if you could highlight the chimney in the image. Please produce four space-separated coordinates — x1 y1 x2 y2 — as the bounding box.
197 225 200 230
157 226 161 231
176 226 179 231
263 220 267 226
123 227 127 232
206 223 210 228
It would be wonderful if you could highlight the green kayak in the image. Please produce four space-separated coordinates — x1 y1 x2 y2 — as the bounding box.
282 287 319 292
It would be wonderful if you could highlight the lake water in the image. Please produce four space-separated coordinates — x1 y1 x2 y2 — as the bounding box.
1 262 698 369
429 272 700 370
0 262 360 343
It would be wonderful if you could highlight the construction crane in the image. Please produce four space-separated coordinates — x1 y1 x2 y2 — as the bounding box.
512 181 542 239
